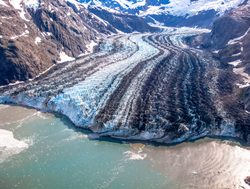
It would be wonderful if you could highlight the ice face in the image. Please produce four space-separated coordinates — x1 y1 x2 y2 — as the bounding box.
47 34 160 128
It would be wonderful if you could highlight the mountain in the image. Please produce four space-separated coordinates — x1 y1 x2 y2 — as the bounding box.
1 0 250 145
80 0 245 27
88 6 159 33
0 0 119 85
194 0 250 142
203 0 250 85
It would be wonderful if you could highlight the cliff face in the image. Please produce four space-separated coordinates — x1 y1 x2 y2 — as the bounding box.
0 0 116 85
199 1 250 142
88 6 159 33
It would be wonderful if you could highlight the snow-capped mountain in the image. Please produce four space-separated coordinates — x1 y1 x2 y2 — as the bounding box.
80 0 245 27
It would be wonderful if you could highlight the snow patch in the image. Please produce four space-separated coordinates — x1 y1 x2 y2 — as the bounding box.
86 40 97 53
233 66 250 88
58 51 75 63
0 0 8 7
11 30 29 40
67 0 81 10
139 0 244 17
114 0 146 9
9 0 29 21
35 36 41 45
24 0 39 10
228 27 250 45
228 59 241 67
0 129 31 163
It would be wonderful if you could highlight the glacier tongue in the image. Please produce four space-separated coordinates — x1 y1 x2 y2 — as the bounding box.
0 28 249 144
48 34 159 128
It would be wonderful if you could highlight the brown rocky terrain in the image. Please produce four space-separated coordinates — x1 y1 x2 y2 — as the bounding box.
0 0 117 85
88 6 159 33
245 176 250 186
194 0 250 143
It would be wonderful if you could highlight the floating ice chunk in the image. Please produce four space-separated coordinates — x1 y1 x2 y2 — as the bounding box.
124 150 147 160
0 129 30 163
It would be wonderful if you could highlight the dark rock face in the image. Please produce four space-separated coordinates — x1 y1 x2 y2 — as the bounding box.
245 176 250 186
88 6 159 33
210 12 250 49
0 0 116 86
196 1 250 144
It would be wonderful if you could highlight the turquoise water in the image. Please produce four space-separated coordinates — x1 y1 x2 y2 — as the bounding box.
0 105 250 189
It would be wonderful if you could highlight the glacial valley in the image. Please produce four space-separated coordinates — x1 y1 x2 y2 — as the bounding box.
1 28 250 144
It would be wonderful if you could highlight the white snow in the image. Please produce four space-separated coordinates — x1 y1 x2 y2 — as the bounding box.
228 59 241 67
41 32 53 37
66 0 81 10
9 0 22 9
0 0 8 7
11 30 29 40
86 40 97 53
58 51 76 63
23 0 39 10
114 0 146 9
139 0 244 17
232 52 241 57
227 59 250 88
233 65 250 88
35 36 41 45
8 0 39 20
9 0 29 21
228 27 250 45
48 34 159 127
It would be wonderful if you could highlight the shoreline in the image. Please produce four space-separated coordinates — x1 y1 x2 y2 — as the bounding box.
1 103 249 148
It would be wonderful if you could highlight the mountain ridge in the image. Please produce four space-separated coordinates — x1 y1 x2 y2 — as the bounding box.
0 0 155 85
79 0 245 27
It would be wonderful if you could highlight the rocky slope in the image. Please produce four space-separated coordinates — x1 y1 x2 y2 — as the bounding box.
195 0 250 142
88 6 158 33
0 0 117 85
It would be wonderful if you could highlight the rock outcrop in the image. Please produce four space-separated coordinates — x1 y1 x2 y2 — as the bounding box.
88 6 159 33
245 176 250 186
0 0 116 85
197 0 250 144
